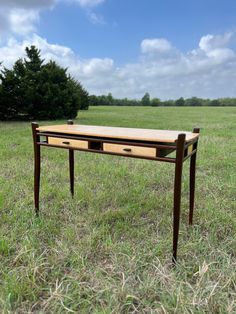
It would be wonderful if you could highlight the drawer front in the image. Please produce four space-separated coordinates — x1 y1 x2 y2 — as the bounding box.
187 144 193 155
103 143 156 157
48 137 88 149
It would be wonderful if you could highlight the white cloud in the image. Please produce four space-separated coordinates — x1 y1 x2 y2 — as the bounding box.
0 0 105 37
0 0 55 9
141 38 172 54
69 0 106 24
198 32 235 64
87 11 105 24
199 32 232 52
206 48 235 63
0 0 55 37
0 34 114 80
72 0 105 7
82 58 113 75
9 9 39 35
0 32 236 99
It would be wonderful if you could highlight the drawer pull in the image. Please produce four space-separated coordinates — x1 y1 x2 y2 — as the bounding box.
62 141 70 145
123 148 132 152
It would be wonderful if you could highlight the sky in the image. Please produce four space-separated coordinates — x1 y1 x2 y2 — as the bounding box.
0 0 236 100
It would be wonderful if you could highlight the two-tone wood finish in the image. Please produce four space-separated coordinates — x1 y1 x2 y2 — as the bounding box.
37 124 199 143
31 122 200 264
48 137 88 149
103 143 157 157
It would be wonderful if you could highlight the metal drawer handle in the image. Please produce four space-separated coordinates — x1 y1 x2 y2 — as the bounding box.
123 148 132 152
62 141 70 145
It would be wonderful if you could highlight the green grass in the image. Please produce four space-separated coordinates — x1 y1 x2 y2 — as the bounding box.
0 106 235 313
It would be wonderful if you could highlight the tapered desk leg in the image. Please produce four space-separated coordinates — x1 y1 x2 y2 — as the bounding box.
172 133 186 264
69 150 74 197
68 120 74 197
32 123 40 215
189 128 200 225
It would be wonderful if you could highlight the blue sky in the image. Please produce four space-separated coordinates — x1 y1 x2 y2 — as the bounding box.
0 0 236 99
39 0 236 61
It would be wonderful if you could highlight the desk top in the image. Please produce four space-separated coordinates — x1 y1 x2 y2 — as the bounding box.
37 124 199 143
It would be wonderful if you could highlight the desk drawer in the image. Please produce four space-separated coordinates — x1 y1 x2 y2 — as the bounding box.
103 143 156 157
48 137 88 149
187 144 193 155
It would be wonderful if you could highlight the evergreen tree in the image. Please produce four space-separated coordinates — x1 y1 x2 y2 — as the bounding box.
0 45 89 120
141 92 151 106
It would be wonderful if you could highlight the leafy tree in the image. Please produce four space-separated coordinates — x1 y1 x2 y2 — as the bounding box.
161 100 175 106
175 97 185 106
0 45 89 120
219 98 236 106
185 97 203 106
141 92 151 106
88 95 98 106
151 98 161 106
209 99 220 106
107 93 114 105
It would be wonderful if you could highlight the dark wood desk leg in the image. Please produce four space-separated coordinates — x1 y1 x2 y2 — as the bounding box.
172 133 186 264
189 128 200 225
32 122 40 216
68 120 74 197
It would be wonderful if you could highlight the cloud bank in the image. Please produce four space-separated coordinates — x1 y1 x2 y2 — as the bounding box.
0 0 105 38
0 0 54 38
0 31 236 99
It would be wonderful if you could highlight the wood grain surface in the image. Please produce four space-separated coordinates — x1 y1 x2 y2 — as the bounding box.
37 124 199 143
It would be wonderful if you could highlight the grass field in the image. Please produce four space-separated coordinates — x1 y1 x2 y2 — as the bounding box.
0 106 235 313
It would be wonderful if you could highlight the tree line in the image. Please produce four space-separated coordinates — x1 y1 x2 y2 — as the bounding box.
89 92 236 107
0 46 89 120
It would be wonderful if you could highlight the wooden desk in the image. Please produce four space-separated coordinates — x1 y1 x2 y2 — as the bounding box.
32 121 200 263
